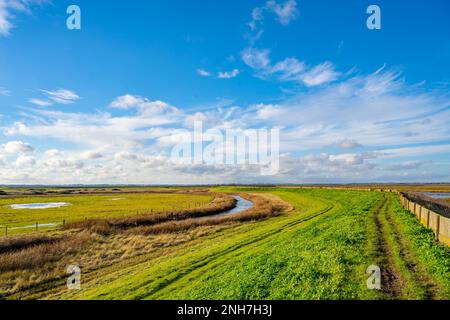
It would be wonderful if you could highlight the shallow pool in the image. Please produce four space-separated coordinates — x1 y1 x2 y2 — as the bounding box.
9 202 70 210
424 192 450 199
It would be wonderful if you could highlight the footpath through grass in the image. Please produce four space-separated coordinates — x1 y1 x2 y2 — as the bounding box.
39 188 381 299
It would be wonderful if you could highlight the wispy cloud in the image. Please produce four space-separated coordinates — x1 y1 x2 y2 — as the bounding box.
218 69 240 79
266 0 299 25
28 89 80 107
197 68 211 77
241 47 340 86
41 89 80 104
29 98 52 107
248 0 299 30
0 86 9 96
29 88 80 106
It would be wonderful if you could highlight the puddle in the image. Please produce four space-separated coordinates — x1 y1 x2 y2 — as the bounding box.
424 192 450 199
9 202 70 210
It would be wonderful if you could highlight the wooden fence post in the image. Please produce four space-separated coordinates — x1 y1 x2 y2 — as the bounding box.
427 210 430 229
436 215 441 241
36 222 38 232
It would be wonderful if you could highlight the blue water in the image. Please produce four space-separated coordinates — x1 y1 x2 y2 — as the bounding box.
207 196 254 218
424 192 450 199
10 202 70 210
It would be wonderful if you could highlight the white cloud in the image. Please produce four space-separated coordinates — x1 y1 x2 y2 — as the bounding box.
197 69 211 77
15 155 36 166
41 88 79 104
218 69 240 79
241 48 340 86
109 94 146 109
270 57 305 81
2 140 34 154
241 47 271 70
82 151 104 159
300 62 341 87
338 139 362 149
266 0 299 25
29 88 80 106
4 95 184 151
0 86 9 96
29 98 52 107
1 66 449 184
386 160 430 171
0 0 50 36
248 0 299 31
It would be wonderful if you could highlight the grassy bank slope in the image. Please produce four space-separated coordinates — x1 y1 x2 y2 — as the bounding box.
8 188 449 300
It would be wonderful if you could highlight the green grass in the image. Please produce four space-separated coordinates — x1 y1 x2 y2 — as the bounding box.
37 188 384 299
5 188 449 300
0 193 212 235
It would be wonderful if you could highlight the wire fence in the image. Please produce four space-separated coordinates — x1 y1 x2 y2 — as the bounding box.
1 220 66 236
0 202 211 236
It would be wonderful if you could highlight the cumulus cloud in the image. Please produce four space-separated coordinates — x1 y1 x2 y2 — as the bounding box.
109 94 146 109
2 140 34 154
15 155 36 166
1 67 449 184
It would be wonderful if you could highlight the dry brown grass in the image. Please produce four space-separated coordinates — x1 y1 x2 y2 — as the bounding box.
0 233 90 272
130 193 276 235
64 193 236 234
0 234 60 255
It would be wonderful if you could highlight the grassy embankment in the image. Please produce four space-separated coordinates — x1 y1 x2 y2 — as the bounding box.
7 187 446 300
1 187 448 300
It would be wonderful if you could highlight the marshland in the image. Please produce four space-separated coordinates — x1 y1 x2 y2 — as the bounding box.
0 185 448 300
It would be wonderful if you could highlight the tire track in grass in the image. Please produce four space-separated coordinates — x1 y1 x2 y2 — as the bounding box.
47 193 336 300
382 195 438 299
372 195 404 298
102 199 337 300
373 194 438 299
149 201 337 299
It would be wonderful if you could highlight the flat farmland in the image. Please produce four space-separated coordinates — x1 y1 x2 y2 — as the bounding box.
0 193 213 234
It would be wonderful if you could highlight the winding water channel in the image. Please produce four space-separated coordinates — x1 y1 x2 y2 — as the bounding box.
206 195 254 219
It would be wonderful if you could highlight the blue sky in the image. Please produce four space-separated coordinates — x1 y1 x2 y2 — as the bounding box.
0 0 449 184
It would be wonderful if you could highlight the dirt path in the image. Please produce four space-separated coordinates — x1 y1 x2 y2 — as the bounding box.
373 196 404 298
373 194 438 299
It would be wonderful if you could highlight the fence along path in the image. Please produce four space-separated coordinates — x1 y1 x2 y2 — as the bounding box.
399 194 450 246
